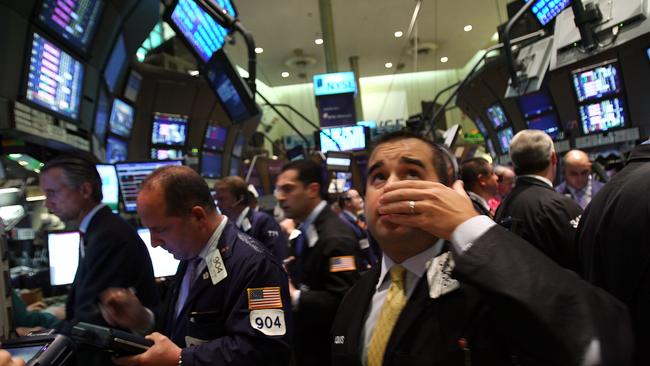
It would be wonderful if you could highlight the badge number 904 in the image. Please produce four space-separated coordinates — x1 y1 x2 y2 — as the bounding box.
249 309 286 336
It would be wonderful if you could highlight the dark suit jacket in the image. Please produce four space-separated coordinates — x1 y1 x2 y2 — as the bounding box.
288 206 362 366
339 211 378 268
241 208 288 261
332 225 633 366
577 143 650 365
158 222 292 366
495 176 583 271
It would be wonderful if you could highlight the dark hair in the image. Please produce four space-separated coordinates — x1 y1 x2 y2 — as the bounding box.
215 176 249 205
41 155 103 202
369 131 451 186
141 165 216 216
338 192 352 209
460 157 491 191
281 159 327 199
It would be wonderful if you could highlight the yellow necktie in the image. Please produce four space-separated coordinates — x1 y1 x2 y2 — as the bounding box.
367 265 407 366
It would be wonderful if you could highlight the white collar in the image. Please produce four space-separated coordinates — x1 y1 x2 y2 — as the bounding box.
79 203 106 234
376 239 445 291
302 200 327 230
467 191 489 211
518 174 553 188
235 206 250 228
197 216 228 261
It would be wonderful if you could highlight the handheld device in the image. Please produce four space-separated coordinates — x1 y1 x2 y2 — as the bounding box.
1 334 74 366
71 322 153 356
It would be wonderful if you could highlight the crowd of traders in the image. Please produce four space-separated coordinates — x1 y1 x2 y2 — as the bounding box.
2 128 648 366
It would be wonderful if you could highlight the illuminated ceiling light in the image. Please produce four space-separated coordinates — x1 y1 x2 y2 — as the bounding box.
384 62 393 68
188 70 200 76
440 56 449 63
315 38 324 45
281 72 290 78
394 31 403 38
254 47 264 54
464 24 473 32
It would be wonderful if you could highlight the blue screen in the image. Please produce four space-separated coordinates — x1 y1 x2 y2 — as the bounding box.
486 139 497 157
94 86 110 142
486 104 507 129
104 34 127 93
38 0 104 53
229 157 240 176
26 32 84 120
579 97 626 134
170 0 233 62
572 61 622 103
518 91 555 119
151 148 183 160
109 99 134 138
319 125 367 153
201 151 223 178
527 114 560 139
151 113 188 146
106 136 128 163
524 0 571 26
203 125 228 150
497 128 514 153
232 133 245 157
474 117 488 136
124 70 142 103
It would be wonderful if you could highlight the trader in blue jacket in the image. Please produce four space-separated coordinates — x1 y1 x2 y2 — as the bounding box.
100 166 292 366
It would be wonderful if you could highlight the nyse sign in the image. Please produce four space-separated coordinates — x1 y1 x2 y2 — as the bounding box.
313 72 357 97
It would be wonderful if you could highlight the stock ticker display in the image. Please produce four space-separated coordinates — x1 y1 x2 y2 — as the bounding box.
38 0 104 53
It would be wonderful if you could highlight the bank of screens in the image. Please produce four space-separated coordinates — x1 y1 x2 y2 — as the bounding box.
124 70 143 103
203 125 228 151
572 60 622 103
200 151 223 178
523 0 571 26
109 99 134 138
137 228 180 278
26 32 84 120
37 0 104 54
106 136 128 163
94 86 110 142
497 128 514 153
518 91 560 139
115 160 183 212
579 98 626 134
47 231 80 286
317 125 368 153
96 164 119 213
151 113 188 147
485 104 507 129
104 34 127 93
169 0 234 62
151 148 183 160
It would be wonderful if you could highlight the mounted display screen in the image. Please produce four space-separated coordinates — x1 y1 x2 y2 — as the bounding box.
37 0 104 54
115 160 183 212
108 99 134 138
485 103 507 129
579 97 626 134
497 127 514 153
203 125 228 151
572 60 622 103
151 112 188 147
316 125 368 154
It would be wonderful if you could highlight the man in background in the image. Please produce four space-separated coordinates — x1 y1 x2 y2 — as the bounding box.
460 157 498 218
339 189 378 268
555 149 605 209
488 165 515 213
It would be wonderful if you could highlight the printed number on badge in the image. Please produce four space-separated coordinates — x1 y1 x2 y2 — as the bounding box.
249 309 286 336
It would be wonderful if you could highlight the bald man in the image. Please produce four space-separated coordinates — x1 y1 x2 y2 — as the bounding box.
555 149 604 209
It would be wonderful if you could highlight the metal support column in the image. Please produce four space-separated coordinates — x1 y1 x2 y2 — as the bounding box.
318 0 338 72
349 56 364 121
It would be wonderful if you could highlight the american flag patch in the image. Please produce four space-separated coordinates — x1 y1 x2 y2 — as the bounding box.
247 287 283 310
329 256 357 272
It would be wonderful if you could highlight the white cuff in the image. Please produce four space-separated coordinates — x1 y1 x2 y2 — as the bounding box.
450 215 496 253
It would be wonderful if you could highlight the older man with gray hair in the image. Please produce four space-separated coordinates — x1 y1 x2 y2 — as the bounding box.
495 130 582 271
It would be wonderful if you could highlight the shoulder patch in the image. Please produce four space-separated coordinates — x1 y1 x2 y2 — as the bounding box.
247 287 283 310
329 256 357 272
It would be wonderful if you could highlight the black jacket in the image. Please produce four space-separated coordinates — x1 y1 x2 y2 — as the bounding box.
495 176 582 271
331 225 633 366
577 143 650 365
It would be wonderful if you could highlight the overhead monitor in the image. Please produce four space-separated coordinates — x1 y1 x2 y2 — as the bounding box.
137 228 180 278
96 164 119 213
37 0 104 54
497 127 514 153
485 103 507 129
47 230 80 286
286 146 306 162
232 132 245 157
474 117 488 137
571 60 623 103
200 151 223 178
123 70 143 103
527 114 560 139
109 98 135 138
94 85 110 142
579 97 626 135
203 125 228 151
25 32 84 121
486 139 497 157
151 112 188 147
151 148 183 160
229 157 240 176
316 125 369 154
115 160 183 212
203 49 259 124
168 0 236 63
106 136 128 163
523 0 571 26
103 34 127 93
518 91 555 119
326 151 353 172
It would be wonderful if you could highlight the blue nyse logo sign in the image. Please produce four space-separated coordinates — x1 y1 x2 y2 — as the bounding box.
313 72 357 96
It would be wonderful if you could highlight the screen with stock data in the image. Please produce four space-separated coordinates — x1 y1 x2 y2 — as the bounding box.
38 0 104 53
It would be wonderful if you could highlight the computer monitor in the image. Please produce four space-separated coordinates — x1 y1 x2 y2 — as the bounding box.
316 125 369 154
94 85 110 142
25 32 84 121
103 34 127 93
485 103 508 129
123 70 143 103
106 135 128 164
579 97 626 135
497 128 514 153
474 117 488 137
203 125 228 151
37 0 104 54
137 228 180 278
151 112 188 147
232 132 245 157
518 91 555 119
200 151 223 178
229 157 240 176
571 60 622 103
151 148 184 160
527 114 561 139
168 0 236 62
96 164 119 213
115 160 183 212
47 231 80 286
286 146 306 162
326 151 353 172
486 139 497 157
523 0 571 26
109 99 134 138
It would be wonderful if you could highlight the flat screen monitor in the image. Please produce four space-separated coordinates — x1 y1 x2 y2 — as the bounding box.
94 86 110 142
317 125 368 154
527 114 560 140
579 97 626 135
25 32 84 121
203 125 228 151
485 104 507 129
571 60 622 103
115 160 183 212
286 146 306 162
486 139 497 157
137 228 180 278
109 99 134 138
124 69 143 103
203 49 259 124
523 0 571 26
96 164 119 213
104 34 127 93
326 151 353 172
169 0 235 62
200 151 223 178
151 148 183 160
229 157 240 176
518 91 555 119
232 133 245 157
474 117 488 137
106 136 128 164
37 0 104 54
47 231 80 286
151 112 188 147
497 128 514 153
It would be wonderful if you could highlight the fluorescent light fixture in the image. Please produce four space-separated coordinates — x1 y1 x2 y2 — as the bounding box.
281 71 290 78
464 25 473 32
394 31 403 38
440 56 449 63
315 38 324 45
254 47 264 54
188 70 200 76
384 62 393 68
